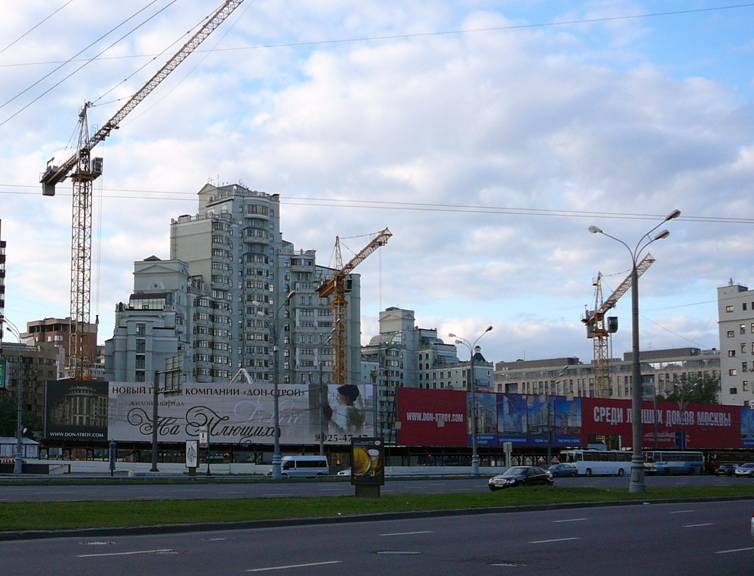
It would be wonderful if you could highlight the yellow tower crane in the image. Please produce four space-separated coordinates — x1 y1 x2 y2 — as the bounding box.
583 253 655 397
318 228 392 386
40 0 246 379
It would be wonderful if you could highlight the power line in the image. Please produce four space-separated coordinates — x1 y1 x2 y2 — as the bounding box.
0 0 179 130
0 0 75 55
1 183 754 224
0 0 162 112
2 2 753 69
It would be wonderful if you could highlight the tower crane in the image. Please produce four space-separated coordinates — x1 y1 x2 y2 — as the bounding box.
318 228 392 386
40 0 245 379
582 253 655 398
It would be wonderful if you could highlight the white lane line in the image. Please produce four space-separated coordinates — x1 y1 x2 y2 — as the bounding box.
552 518 587 523
380 530 433 537
715 547 754 555
682 523 715 528
529 537 580 544
208 537 227 542
376 551 422 555
670 510 695 514
247 560 342 572
77 548 174 558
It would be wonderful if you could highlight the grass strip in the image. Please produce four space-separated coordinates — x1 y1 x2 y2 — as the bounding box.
2 485 754 531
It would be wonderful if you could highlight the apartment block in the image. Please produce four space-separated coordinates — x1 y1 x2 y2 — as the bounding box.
718 282 754 405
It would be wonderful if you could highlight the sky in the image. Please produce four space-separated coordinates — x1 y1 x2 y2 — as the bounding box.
1 0 753 365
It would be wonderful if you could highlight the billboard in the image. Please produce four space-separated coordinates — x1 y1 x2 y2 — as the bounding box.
497 394 528 445
581 398 741 450
108 381 374 446
351 437 385 486
397 388 467 446
396 388 745 450
0 358 5 389
45 379 109 441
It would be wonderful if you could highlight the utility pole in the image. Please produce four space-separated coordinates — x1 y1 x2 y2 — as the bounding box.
150 358 183 473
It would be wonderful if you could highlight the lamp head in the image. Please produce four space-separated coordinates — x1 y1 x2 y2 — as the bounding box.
448 333 457 339
654 229 670 241
485 325 493 333
588 225 602 234
665 209 681 221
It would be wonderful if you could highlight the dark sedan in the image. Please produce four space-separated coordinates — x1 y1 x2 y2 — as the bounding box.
715 463 737 476
547 463 578 478
488 466 554 491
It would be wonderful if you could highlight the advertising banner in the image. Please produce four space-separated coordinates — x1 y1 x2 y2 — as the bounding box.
581 398 741 449
741 407 754 447
0 358 6 389
397 388 466 446
45 379 109 441
350 437 385 486
525 395 551 445
469 391 498 447
497 394 528 445
553 396 582 446
108 381 373 446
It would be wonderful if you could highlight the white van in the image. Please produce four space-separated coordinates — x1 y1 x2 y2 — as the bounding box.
280 455 329 478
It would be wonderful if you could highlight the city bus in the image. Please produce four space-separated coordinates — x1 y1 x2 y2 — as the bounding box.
560 449 632 476
643 450 704 475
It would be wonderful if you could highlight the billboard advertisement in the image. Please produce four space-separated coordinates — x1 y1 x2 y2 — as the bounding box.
742 407 754 448
581 398 741 450
553 396 582 446
469 391 498 447
497 394 528 445
351 437 385 486
397 388 466 446
45 379 109 441
108 381 374 446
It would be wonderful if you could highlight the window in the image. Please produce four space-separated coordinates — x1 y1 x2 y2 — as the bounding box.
136 339 146 353
745 303 749 311
136 323 146 336
728 330 735 338
742 343 747 354
742 323 747 335
726 304 735 312
744 381 750 391
728 350 736 357
744 362 749 373
730 387 738 395
729 369 737 376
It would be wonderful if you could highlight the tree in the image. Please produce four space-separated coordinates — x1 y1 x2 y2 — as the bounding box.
657 373 720 404
0 393 18 436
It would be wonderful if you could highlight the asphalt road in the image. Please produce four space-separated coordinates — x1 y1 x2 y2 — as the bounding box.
1 499 752 575
0 474 749 502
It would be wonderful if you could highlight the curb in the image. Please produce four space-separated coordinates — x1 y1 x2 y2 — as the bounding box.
2 495 753 542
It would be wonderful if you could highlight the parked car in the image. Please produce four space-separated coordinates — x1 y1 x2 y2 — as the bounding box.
735 463 754 477
336 469 351 477
488 466 554 491
547 463 578 478
715 463 737 476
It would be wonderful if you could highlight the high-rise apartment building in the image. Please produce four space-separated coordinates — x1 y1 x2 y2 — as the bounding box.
106 183 360 388
718 282 754 405
21 317 97 379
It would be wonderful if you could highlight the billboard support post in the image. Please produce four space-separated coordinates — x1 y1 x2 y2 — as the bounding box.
150 370 159 472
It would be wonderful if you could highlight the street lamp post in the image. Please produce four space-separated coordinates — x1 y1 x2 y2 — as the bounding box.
3 319 25 476
589 208 680 494
269 290 295 481
450 326 493 477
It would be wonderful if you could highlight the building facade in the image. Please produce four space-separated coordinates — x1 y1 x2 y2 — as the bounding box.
21 317 98 379
106 183 360 389
495 347 720 401
718 282 754 405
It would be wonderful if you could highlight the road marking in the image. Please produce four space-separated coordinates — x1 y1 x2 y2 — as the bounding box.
77 548 174 558
376 551 422 555
491 561 526 567
208 537 227 542
380 530 433 537
682 523 715 528
552 518 587 523
247 560 342 572
670 510 695 514
529 537 580 544
84 541 115 546
715 547 754 555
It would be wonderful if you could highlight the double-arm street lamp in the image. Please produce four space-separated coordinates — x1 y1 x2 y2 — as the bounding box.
265 290 295 481
450 326 493 477
589 209 681 493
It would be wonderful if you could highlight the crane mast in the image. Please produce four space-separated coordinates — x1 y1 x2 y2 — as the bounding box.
40 0 245 378
318 228 392 386
583 253 655 397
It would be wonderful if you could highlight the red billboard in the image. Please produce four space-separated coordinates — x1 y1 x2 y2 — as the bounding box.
581 398 741 450
397 388 467 446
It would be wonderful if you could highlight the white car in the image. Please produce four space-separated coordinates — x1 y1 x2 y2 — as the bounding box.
735 463 754 477
336 469 351 477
